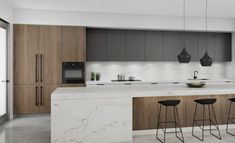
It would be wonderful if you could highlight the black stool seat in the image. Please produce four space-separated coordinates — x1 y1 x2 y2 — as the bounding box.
194 98 216 105
158 100 180 106
229 98 235 102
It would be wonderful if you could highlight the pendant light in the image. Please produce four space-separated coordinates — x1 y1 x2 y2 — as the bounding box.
200 0 213 66
177 0 191 63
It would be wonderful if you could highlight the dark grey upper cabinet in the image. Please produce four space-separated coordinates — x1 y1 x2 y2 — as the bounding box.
145 31 164 61
164 32 182 61
86 28 231 62
198 32 215 60
215 33 231 62
106 30 126 61
86 29 106 61
126 30 145 61
183 32 198 61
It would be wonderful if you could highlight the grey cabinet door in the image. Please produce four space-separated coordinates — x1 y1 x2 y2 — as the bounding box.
198 32 215 60
86 29 106 61
106 30 126 61
164 32 182 61
145 31 164 61
215 33 231 62
183 32 198 61
126 30 145 61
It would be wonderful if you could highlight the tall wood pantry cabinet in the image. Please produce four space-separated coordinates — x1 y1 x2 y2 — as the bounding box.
14 24 86 115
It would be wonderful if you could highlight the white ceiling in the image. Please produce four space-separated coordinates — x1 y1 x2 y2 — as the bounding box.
6 0 235 18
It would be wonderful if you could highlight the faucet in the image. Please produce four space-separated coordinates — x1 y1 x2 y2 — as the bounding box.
193 71 198 80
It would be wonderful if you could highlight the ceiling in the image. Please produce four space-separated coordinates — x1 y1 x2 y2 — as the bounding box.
6 0 235 18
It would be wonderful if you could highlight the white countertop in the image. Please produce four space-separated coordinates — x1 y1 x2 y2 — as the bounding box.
52 83 235 100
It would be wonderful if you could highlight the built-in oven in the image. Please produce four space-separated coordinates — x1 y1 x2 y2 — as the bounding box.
62 62 85 84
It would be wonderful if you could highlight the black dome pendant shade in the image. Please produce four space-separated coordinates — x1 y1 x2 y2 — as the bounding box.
178 0 191 63
200 51 213 66
177 46 191 63
200 0 213 67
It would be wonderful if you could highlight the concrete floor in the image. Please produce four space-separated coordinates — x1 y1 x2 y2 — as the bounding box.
0 116 235 143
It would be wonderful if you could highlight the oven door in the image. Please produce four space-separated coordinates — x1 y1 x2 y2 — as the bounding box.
62 68 85 84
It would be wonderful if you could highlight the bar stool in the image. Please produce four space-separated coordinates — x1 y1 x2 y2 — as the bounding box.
226 98 235 136
192 98 222 141
156 100 184 143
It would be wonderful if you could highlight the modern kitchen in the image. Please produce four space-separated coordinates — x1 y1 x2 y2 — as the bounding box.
1 0 235 143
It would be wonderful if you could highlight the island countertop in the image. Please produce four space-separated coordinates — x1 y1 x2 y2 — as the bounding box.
52 83 235 100
51 83 235 143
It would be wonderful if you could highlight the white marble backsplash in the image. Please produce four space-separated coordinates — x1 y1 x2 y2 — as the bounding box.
86 62 227 81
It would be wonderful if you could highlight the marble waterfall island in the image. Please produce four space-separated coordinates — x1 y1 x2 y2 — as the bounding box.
51 84 235 143
51 87 132 143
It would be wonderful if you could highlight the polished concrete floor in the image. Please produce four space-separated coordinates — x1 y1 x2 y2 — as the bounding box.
0 116 50 143
0 116 235 143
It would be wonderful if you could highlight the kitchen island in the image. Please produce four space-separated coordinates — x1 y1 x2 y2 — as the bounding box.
51 84 235 143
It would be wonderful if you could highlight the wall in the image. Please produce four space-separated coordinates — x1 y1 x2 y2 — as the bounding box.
14 8 235 32
0 0 13 22
86 62 227 81
0 0 14 120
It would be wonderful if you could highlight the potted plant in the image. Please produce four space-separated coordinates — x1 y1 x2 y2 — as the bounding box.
96 73 101 81
91 72 95 81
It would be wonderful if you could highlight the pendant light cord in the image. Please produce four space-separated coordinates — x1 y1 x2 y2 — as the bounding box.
183 0 186 47
205 0 208 51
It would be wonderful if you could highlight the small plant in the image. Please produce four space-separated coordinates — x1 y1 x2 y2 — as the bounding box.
96 73 101 81
91 72 95 81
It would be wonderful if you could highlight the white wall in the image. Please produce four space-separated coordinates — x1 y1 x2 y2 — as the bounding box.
0 0 13 22
14 8 235 32
0 0 14 120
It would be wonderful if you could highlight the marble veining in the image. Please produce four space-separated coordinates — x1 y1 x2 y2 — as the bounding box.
51 98 132 143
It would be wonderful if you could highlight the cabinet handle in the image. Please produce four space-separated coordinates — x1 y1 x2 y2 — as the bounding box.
35 55 38 83
40 86 43 106
35 86 38 106
40 54 43 82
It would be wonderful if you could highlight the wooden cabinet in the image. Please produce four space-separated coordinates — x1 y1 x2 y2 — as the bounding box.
133 97 158 130
39 85 58 113
14 25 38 84
14 84 59 114
106 29 126 61
14 85 39 114
86 29 106 61
38 26 62 84
145 31 164 61
126 30 145 61
62 26 86 62
163 32 182 61
133 95 235 130
14 25 87 115
14 25 62 85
